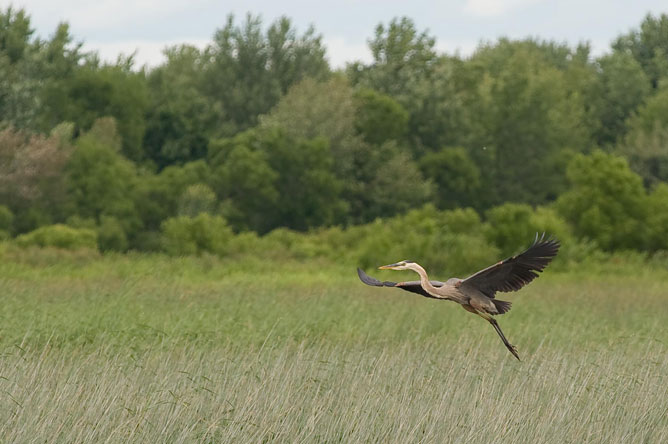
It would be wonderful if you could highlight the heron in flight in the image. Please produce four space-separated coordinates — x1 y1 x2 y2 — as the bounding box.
357 234 560 360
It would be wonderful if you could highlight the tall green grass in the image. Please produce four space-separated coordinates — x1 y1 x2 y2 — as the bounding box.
1 249 667 442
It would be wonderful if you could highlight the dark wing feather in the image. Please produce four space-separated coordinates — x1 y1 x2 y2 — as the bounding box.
459 234 560 298
357 268 445 300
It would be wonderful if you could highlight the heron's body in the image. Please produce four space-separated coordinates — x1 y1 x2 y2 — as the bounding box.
357 234 560 360
398 267 493 312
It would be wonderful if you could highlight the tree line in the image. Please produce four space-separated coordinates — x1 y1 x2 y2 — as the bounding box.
2 7 668 255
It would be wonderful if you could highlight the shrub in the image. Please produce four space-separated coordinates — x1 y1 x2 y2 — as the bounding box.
484 203 536 255
353 88 409 145
161 214 233 256
15 224 97 250
65 215 97 230
97 216 128 252
441 207 483 234
353 206 499 276
66 121 142 239
556 151 648 250
0 205 13 232
177 183 217 217
419 148 481 209
484 202 578 266
647 183 668 251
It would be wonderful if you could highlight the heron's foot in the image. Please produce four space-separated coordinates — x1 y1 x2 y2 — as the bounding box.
508 344 521 361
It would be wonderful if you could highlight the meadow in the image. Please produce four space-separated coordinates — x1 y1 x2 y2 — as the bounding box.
0 247 667 443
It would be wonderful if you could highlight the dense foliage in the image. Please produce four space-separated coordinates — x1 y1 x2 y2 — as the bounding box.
2 7 668 258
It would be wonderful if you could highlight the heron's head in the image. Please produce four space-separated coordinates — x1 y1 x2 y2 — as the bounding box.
378 260 415 271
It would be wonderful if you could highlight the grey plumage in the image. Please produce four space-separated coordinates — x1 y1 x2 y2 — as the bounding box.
357 234 560 360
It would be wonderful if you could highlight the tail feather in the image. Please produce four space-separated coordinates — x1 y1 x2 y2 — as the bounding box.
492 299 512 315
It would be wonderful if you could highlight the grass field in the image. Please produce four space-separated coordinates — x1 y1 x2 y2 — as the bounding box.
1 248 667 443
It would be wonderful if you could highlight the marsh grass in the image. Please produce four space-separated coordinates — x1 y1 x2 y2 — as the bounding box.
1 251 667 442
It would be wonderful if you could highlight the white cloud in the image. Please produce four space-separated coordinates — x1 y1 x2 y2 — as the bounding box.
14 0 216 31
323 37 372 69
85 36 372 70
436 39 480 57
464 0 543 17
83 38 210 69
322 37 484 68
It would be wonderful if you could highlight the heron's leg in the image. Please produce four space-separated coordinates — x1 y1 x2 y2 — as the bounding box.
464 305 521 361
486 317 520 361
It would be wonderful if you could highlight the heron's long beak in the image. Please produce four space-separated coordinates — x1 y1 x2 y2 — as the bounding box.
379 262 401 270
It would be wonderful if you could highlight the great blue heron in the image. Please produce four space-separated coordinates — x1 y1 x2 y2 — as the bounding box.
357 234 560 360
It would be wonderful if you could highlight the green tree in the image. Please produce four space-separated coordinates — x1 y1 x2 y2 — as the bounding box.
211 143 278 232
463 40 592 207
405 56 471 153
144 45 218 168
35 22 85 131
419 148 481 209
253 129 344 231
138 161 210 224
348 18 467 153
613 13 668 88
51 63 149 161
348 17 437 101
0 9 85 132
0 7 37 126
130 160 211 251
260 76 362 174
353 88 408 145
366 149 432 220
556 151 648 251
177 183 217 217
202 14 329 136
618 85 668 185
260 76 429 224
259 76 368 221
209 128 344 232
65 118 141 239
595 52 651 145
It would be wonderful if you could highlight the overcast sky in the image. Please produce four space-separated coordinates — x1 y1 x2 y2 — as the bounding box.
8 0 668 69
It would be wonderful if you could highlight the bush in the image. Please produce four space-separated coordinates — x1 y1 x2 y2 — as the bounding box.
353 206 499 276
65 215 97 230
484 203 536 255
161 214 233 256
441 207 483 234
131 231 163 252
15 224 98 250
177 183 217 217
483 202 582 268
419 148 481 209
647 183 668 251
353 88 409 145
0 205 13 232
97 216 128 252
556 151 648 250
484 203 572 256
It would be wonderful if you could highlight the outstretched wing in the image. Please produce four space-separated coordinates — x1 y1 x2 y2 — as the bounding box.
356 268 446 300
459 234 560 299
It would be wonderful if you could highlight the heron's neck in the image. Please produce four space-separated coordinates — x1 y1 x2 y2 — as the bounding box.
410 263 440 295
